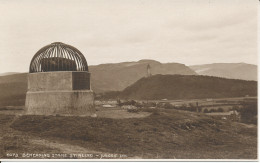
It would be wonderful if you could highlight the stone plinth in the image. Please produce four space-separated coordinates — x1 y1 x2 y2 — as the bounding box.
25 71 95 116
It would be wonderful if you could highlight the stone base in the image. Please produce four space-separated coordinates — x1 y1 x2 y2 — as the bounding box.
25 90 95 116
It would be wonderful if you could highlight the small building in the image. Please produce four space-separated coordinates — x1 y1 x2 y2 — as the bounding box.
25 42 95 116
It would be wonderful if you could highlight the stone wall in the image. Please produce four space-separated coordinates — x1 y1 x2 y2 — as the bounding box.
28 72 73 91
28 71 90 91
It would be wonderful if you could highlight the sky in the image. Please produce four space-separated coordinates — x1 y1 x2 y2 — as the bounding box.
0 0 258 73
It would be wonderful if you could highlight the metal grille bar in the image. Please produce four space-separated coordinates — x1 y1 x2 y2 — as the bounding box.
29 42 89 73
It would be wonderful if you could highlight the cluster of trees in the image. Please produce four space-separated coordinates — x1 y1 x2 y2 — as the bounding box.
203 108 224 113
163 102 228 114
235 102 257 124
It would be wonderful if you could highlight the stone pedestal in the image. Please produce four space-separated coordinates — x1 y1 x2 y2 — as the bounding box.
25 71 95 116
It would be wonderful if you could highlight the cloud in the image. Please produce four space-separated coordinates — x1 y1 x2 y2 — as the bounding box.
165 0 257 31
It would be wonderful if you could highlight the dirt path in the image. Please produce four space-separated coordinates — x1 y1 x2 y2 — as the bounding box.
29 138 101 154
236 122 257 128
29 138 142 159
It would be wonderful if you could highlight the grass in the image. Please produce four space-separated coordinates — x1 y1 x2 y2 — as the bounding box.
0 115 60 159
7 108 257 159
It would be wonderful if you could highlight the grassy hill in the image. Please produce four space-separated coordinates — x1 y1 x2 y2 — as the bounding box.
89 59 197 92
118 74 257 100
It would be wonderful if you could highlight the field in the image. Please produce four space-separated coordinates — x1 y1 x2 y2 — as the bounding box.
0 102 257 160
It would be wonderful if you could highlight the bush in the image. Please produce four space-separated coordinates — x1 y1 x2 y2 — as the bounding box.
204 108 209 113
188 106 197 112
217 108 224 112
232 105 240 111
240 102 257 124
164 103 174 109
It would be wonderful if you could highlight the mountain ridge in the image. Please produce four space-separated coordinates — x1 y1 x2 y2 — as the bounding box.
189 63 257 81
0 60 257 106
89 59 197 92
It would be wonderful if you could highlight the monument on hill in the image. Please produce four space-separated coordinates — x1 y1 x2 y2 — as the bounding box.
147 64 151 77
25 42 95 116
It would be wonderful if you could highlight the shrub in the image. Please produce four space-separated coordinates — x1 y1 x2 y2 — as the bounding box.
232 105 240 111
240 102 257 124
164 103 174 109
217 108 224 112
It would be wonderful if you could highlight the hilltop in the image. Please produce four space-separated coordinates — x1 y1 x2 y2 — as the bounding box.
189 63 257 81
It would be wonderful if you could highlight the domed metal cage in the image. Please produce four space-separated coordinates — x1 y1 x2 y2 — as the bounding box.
29 42 89 73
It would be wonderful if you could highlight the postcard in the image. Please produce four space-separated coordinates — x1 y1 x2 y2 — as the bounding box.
0 0 257 161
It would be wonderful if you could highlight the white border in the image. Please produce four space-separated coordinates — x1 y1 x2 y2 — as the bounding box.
1 1 259 162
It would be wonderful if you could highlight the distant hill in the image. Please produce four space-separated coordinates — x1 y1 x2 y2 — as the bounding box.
0 72 21 76
190 63 257 81
0 73 27 106
0 60 195 106
0 61 257 106
89 59 197 92
117 74 257 100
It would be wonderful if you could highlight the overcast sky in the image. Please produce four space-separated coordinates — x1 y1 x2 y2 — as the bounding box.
0 0 258 73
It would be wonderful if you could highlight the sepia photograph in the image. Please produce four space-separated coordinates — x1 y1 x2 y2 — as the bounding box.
0 0 258 161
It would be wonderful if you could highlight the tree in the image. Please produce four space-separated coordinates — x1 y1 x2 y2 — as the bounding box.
164 103 173 109
204 108 209 113
217 108 224 112
240 102 257 124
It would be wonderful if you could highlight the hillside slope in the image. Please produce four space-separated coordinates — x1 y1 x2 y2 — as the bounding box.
190 63 257 81
0 73 27 106
0 72 21 76
119 74 257 100
89 59 196 92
